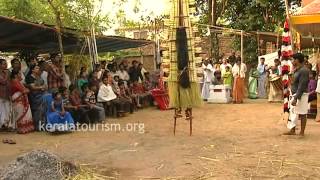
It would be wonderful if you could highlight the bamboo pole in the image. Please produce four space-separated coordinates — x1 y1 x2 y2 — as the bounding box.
257 31 260 56
48 0 65 81
92 26 98 65
276 30 280 50
241 30 244 63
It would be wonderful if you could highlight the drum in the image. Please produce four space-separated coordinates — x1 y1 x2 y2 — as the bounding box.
270 76 283 91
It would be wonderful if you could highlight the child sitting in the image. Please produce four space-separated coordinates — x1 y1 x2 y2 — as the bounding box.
119 81 134 113
132 80 150 108
47 91 74 132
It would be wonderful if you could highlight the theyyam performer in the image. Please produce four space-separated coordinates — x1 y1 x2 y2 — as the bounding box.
162 0 202 135
280 20 309 136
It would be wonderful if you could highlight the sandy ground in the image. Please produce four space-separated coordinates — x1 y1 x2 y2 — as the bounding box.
1 99 320 180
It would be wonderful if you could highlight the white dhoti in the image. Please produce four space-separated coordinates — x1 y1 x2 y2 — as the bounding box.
201 82 211 99
0 98 12 128
287 93 308 129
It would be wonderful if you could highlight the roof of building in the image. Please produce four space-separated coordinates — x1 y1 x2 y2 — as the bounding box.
0 16 153 53
291 0 320 36
295 0 320 15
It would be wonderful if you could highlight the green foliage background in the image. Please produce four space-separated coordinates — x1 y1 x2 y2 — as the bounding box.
195 0 301 64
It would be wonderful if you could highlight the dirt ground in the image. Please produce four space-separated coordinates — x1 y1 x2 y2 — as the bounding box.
1 99 320 180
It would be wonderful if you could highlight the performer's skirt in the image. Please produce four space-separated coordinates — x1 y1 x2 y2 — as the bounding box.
168 82 202 108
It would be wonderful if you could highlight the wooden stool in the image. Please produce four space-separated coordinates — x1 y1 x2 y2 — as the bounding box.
173 108 193 136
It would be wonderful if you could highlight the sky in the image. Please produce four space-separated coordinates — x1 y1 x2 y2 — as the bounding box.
98 0 170 35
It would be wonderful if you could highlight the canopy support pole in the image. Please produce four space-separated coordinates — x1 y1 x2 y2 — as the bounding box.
241 30 244 63
257 31 260 56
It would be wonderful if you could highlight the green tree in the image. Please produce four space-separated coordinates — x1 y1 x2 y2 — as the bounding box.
0 0 111 33
0 0 55 24
195 0 301 64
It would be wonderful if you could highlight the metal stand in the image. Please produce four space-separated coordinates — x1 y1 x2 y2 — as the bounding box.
174 108 193 136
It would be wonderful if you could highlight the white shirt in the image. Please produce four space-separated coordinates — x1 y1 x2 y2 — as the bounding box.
202 63 214 83
257 64 268 75
116 70 130 81
141 67 147 78
64 74 71 88
97 70 103 80
97 84 117 102
232 63 247 78
41 71 48 86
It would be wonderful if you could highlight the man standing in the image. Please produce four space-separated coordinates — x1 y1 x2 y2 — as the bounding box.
129 60 143 82
257 57 268 98
228 52 237 66
285 53 309 136
38 60 49 87
201 59 214 101
24 57 37 77
47 53 64 92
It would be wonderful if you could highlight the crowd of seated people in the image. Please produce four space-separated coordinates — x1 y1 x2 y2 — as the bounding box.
0 54 155 134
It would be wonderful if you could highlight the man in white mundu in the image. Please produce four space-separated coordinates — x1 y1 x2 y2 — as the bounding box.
201 59 214 100
284 53 309 136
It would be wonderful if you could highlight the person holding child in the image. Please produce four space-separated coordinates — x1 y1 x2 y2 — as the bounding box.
61 86 90 124
82 83 105 122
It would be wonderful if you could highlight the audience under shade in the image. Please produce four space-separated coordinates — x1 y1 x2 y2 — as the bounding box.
0 55 158 134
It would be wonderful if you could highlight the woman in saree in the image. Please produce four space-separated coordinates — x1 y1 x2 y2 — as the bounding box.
25 65 47 131
232 57 247 103
248 68 259 99
10 70 34 133
0 59 12 130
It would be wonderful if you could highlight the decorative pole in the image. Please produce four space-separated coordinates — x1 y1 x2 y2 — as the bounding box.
281 11 294 128
284 0 294 51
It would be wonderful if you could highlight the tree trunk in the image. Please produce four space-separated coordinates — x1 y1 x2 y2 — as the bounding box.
211 0 219 62
48 0 66 81
208 0 212 25
212 0 216 26
56 14 65 76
